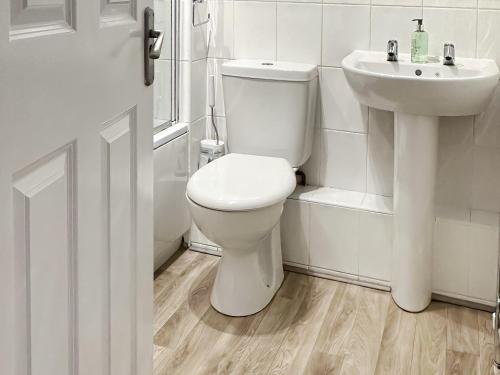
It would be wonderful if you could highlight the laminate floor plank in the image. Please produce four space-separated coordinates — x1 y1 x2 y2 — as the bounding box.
193 305 269 375
445 350 480 375
375 299 417 375
154 253 217 333
478 311 495 375
153 345 173 375
311 283 361 356
152 250 493 375
267 277 337 375
410 302 448 375
303 351 343 375
229 272 309 375
447 305 480 355
154 266 217 351
340 288 390 375
154 249 197 298
411 302 447 375
159 306 231 375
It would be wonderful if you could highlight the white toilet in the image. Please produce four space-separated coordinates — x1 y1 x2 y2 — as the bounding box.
187 60 318 316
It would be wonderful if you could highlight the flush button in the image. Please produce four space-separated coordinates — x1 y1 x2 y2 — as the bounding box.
415 69 423 76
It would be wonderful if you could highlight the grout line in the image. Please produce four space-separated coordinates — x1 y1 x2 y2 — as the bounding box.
475 0 479 58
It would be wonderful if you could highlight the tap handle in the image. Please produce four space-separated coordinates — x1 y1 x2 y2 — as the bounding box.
387 40 398 61
444 43 455 61
387 40 398 54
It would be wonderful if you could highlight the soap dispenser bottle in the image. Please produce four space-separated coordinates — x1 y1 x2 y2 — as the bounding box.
411 18 428 64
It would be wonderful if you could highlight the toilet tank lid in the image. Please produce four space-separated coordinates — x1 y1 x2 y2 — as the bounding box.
221 60 318 82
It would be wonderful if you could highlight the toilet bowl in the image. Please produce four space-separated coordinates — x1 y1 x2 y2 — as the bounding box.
187 59 318 316
187 153 296 316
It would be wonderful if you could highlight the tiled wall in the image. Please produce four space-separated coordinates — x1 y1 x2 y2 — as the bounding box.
207 0 500 213
192 0 500 304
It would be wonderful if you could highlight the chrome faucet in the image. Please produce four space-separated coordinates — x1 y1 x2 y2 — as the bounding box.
443 43 455 66
387 40 398 62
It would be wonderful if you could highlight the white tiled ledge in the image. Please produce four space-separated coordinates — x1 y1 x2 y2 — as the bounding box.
289 185 393 215
290 185 500 228
283 185 499 306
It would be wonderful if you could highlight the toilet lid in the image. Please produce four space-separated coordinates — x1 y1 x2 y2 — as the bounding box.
187 153 296 211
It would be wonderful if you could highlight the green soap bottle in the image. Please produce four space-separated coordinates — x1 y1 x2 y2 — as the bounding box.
411 18 428 64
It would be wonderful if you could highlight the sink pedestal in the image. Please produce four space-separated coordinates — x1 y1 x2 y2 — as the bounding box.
342 50 499 312
392 113 439 312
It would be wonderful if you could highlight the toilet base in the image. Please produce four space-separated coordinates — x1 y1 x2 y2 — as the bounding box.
211 224 284 317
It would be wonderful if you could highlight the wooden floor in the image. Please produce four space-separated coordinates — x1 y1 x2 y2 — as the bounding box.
153 250 495 375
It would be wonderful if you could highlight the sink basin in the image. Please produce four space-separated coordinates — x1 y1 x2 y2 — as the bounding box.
342 50 499 116
342 51 499 313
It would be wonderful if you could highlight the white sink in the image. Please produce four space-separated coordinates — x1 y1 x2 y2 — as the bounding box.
342 50 499 116
342 51 499 313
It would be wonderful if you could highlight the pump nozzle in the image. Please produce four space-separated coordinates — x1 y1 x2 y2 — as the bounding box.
412 18 424 32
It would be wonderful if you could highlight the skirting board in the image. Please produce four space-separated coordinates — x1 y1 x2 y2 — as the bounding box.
189 246 495 312
432 292 495 313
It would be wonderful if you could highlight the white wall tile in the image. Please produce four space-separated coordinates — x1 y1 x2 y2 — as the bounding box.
424 7 477 58
281 199 310 265
320 130 368 192
192 1 210 60
433 218 470 295
358 212 392 281
424 0 477 7
372 0 421 5
207 58 228 116
208 0 234 59
179 61 192 123
469 224 498 301
322 4 370 67
478 10 500 66
310 204 359 274
371 6 423 53
320 67 368 133
367 109 394 197
325 0 369 4
188 116 207 175
439 116 474 146
277 3 322 65
479 0 500 8
475 85 500 147
234 1 277 60
191 59 208 121
301 128 321 186
472 145 500 211
471 209 500 226
435 142 473 209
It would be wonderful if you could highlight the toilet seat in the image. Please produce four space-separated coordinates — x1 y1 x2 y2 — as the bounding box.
187 153 296 212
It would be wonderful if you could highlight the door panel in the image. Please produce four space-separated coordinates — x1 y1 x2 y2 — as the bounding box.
0 0 154 374
10 0 74 40
101 109 138 375
13 145 77 375
101 0 137 26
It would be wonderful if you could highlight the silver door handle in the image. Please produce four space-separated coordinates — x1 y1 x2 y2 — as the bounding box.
144 7 161 86
149 30 164 60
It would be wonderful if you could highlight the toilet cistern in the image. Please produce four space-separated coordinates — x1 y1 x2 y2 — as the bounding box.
342 50 499 312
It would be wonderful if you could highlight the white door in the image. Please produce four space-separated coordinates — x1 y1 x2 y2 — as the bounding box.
0 1 155 375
